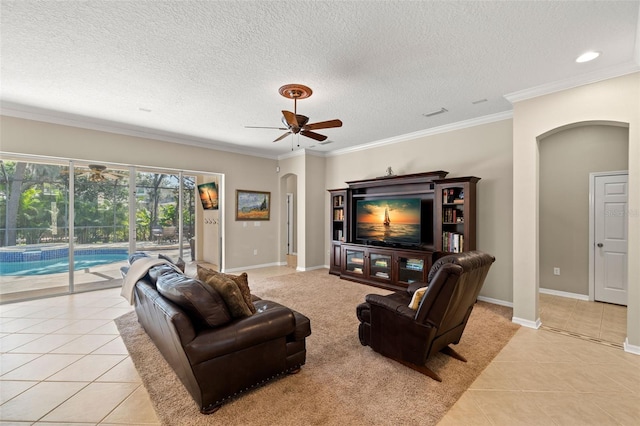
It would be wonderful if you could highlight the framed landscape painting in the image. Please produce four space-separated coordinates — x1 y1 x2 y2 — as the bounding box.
236 190 270 220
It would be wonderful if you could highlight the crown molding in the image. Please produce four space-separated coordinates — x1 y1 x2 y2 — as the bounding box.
0 102 280 160
326 111 513 157
504 61 640 103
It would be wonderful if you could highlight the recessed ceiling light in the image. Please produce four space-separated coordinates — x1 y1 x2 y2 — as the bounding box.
471 98 487 105
138 107 152 112
576 51 600 63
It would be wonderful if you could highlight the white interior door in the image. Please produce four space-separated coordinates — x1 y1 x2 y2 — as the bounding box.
594 173 628 305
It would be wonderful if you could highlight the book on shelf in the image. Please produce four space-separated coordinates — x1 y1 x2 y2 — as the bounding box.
443 188 464 204
443 207 464 223
375 271 389 279
374 259 388 267
442 232 464 253
405 258 424 271
353 267 363 274
350 257 364 265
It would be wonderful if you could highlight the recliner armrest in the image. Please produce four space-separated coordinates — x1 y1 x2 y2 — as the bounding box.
406 281 427 295
365 294 415 320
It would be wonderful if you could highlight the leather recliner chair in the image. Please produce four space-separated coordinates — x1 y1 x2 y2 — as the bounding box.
356 251 495 381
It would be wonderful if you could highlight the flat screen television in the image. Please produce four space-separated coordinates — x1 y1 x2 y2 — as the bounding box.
355 198 421 245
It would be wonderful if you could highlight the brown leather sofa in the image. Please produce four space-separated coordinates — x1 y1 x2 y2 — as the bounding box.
130 263 311 414
356 251 495 381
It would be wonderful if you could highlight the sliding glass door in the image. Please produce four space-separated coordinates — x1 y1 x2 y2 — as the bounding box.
0 159 71 301
71 163 130 293
1 156 201 304
133 170 195 262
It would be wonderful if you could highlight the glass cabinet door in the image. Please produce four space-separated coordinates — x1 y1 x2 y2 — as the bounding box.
369 252 391 281
344 248 365 275
397 255 426 285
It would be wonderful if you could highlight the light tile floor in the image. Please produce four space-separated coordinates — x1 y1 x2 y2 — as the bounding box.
1 267 638 425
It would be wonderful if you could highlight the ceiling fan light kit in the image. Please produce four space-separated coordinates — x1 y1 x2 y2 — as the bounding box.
246 84 342 145
62 164 124 182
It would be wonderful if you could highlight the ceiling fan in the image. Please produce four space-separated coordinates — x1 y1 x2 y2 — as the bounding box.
246 84 342 143
62 164 124 182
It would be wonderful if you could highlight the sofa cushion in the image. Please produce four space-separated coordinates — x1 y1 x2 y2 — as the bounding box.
197 266 257 314
148 264 177 285
156 271 232 328
203 274 253 319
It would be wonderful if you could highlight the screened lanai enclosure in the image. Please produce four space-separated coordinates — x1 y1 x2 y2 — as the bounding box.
0 158 201 303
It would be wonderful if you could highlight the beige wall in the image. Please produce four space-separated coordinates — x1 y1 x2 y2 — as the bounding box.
325 119 514 302
513 72 640 350
539 125 629 295
304 154 326 268
0 115 280 271
278 153 307 268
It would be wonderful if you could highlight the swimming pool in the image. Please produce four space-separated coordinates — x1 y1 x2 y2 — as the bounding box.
0 250 129 276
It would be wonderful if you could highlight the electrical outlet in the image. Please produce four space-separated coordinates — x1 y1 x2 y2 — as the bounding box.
253 249 258 256
553 267 560 276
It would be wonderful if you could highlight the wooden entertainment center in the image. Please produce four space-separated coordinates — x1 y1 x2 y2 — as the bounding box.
329 171 479 291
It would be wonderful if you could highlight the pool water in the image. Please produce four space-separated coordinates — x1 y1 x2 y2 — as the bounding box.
0 253 128 276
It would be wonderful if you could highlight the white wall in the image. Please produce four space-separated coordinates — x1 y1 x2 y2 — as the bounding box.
512 72 640 351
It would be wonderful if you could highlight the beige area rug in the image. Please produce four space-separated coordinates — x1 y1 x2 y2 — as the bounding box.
115 269 519 426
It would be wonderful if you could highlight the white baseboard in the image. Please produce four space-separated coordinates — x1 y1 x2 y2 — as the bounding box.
223 261 284 273
477 295 512 308
540 287 589 301
296 265 328 272
624 338 640 356
512 316 542 329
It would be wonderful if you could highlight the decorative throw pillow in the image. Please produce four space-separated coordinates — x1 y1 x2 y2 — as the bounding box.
225 272 256 314
204 274 253 319
156 271 232 328
408 286 428 310
197 266 256 314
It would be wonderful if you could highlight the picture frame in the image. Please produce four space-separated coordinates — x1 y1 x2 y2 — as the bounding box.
197 180 219 210
236 190 270 221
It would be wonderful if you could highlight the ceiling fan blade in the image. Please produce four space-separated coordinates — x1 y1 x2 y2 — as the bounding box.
304 119 343 130
273 132 291 143
282 110 298 128
245 126 288 130
300 130 328 141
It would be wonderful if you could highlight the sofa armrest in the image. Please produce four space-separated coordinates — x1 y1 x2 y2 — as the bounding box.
185 305 296 365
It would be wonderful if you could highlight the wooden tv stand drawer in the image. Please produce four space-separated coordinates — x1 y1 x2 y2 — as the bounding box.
340 243 432 291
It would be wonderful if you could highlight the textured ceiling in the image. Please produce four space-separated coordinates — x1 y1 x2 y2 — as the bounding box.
1 1 639 159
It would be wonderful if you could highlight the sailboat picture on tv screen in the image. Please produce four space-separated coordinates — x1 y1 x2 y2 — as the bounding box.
356 198 421 245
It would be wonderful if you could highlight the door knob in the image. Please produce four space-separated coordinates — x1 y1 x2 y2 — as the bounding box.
597 243 603 247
